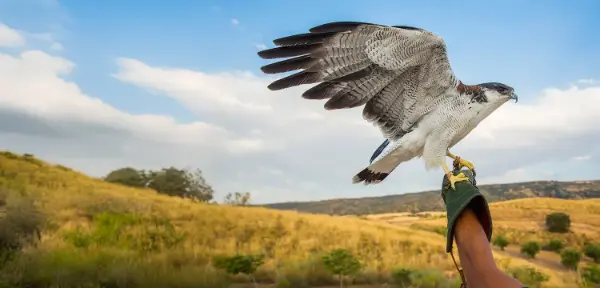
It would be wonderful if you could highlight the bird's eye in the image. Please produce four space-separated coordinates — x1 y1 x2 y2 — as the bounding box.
497 87 506 92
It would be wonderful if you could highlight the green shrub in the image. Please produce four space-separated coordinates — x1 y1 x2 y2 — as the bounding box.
0 189 44 266
63 212 185 253
583 243 600 263
560 248 581 270
581 264 600 286
21 154 43 166
520 241 541 259
54 164 72 172
390 268 460 288
391 268 414 286
0 151 18 159
492 235 509 251
212 254 265 286
322 249 361 288
543 238 564 252
2 248 229 288
507 266 549 288
545 212 570 233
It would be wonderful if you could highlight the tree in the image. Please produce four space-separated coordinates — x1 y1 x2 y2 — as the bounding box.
104 167 147 188
492 235 509 251
146 167 214 202
322 249 362 288
583 243 600 263
543 239 564 253
560 248 581 270
520 241 541 259
545 212 570 233
105 166 215 201
224 192 251 206
212 254 265 287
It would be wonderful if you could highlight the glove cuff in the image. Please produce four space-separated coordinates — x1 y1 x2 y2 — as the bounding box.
441 170 493 253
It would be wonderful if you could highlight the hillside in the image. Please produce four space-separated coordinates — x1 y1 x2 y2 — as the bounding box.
366 197 600 287
0 151 464 287
264 180 600 215
0 151 597 287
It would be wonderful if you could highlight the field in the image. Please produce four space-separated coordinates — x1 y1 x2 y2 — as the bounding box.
366 198 600 287
0 151 597 287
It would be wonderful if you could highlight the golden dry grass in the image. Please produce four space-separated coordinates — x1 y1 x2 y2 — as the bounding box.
0 152 463 287
0 151 595 287
366 198 600 287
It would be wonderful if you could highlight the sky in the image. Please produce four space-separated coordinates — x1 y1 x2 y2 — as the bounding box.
1 0 600 204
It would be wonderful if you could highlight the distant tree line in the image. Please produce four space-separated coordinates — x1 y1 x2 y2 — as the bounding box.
103 167 252 205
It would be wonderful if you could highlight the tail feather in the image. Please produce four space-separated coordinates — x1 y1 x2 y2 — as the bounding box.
353 133 421 185
352 168 390 184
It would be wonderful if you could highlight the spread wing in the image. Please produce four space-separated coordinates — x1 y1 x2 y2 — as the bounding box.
258 21 459 141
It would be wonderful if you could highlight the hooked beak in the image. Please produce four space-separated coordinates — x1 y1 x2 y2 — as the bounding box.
510 92 518 103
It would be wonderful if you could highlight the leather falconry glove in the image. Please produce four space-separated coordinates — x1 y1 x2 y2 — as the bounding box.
441 169 493 253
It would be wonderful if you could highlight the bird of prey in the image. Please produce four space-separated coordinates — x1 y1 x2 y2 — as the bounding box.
257 21 517 189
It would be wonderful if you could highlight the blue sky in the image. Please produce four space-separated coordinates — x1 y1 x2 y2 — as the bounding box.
5 0 600 117
0 0 599 203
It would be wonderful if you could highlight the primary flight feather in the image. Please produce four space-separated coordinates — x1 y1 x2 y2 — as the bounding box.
257 21 518 189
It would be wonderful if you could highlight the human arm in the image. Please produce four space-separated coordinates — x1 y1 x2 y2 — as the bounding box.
441 170 525 288
454 208 524 287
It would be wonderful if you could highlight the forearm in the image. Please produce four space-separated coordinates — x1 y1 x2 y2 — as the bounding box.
455 209 523 287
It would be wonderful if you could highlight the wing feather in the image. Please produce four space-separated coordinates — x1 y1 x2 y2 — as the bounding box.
258 21 458 140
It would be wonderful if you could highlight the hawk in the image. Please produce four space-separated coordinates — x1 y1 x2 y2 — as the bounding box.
257 21 517 189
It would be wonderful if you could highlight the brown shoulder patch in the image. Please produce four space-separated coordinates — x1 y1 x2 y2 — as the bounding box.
457 81 481 95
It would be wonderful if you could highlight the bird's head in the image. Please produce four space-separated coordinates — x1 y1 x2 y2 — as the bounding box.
478 82 518 104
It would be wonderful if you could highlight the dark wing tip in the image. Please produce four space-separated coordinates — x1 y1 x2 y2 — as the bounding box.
266 83 280 91
273 31 338 47
260 55 315 74
391 25 424 31
257 44 321 60
308 21 376 33
257 48 279 59
267 71 320 91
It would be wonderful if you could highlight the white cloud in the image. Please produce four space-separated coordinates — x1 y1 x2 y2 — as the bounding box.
2 22 600 204
231 18 240 25
572 155 591 161
0 23 25 47
254 43 267 50
0 50 233 146
20 32 64 52
578 79 597 85
49 42 63 51
478 168 531 184
111 57 600 201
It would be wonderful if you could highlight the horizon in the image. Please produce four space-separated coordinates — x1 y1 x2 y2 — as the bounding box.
261 177 600 205
1 0 599 204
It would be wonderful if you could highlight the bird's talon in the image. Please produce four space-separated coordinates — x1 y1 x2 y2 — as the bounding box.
453 156 475 171
446 172 469 190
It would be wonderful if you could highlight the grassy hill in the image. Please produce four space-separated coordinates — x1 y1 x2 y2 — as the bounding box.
0 151 597 287
264 180 600 215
